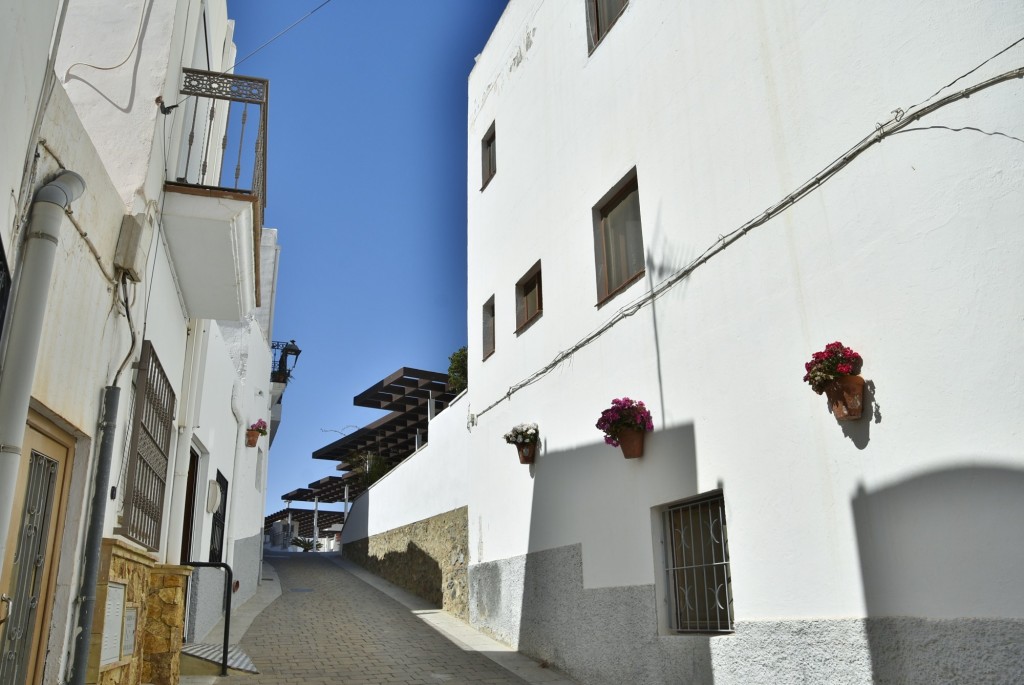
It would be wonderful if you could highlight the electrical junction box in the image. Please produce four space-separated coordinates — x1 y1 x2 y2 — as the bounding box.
113 213 152 282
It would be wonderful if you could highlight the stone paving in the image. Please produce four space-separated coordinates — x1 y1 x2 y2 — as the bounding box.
210 551 572 685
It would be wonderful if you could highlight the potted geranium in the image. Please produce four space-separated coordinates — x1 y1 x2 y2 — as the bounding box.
596 398 653 458
803 341 864 420
504 422 539 464
246 419 268 447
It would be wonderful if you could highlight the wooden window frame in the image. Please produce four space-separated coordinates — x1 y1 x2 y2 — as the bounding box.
593 170 645 306
515 261 543 334
586 0 629 53
481 121 497 190
482 295 496 361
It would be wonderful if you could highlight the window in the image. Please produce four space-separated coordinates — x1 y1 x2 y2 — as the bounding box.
481 121 497 189
663 490 734 633
515 261 543 333
586 0 628 51
482 296 496 360
593 171 644 304
115 340 177 551
209 471 228 563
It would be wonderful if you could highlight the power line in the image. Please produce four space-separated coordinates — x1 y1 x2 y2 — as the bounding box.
472 64 1024 422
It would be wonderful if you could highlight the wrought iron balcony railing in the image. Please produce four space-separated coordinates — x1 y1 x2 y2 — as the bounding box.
166 68 268 228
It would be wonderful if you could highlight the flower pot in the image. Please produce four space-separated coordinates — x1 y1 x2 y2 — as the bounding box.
824 374 865 421
618 428 645 459
245 429 260 447
516 442 536 464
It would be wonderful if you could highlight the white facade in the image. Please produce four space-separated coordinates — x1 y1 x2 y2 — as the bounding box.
0 0 281 682
344 1 1024 683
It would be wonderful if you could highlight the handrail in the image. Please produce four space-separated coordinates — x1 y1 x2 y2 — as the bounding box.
185 561 234 677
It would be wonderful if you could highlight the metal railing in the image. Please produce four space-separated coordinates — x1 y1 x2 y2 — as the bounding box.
185 561 234 677
169 68 269 228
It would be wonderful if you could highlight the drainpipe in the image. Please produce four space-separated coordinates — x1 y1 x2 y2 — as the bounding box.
228 380 246 565
69 386 120 685
0 170 86 570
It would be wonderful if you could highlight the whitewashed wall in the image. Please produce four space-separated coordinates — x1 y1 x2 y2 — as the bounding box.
465 0 1024 617
342 393 471 542
0 0 61 257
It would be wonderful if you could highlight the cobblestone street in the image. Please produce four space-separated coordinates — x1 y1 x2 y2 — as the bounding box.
212 552 571 685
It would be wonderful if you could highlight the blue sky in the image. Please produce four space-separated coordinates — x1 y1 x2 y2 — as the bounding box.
225 0 509 514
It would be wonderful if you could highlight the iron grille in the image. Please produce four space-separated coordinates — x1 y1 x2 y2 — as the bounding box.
664 490 734 633
209 471 228 563
0 451 58 683
116 340 176 551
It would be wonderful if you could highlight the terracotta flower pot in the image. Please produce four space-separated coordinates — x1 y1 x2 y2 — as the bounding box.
516 443 537 464
617 428 645 459
245 429 260 447
824 374 865 421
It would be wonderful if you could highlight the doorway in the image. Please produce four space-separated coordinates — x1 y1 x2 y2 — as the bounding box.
0 411 74 685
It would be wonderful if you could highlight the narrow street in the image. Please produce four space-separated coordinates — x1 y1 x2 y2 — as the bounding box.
207 552 573 685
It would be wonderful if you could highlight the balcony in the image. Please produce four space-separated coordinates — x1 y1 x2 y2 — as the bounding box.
161 68 269 320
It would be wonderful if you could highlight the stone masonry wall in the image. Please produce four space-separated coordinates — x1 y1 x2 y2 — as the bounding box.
90 539 154 685
143 565 192 685
344 506 468 620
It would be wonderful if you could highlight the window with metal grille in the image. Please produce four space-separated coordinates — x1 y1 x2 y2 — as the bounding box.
481 121 496 189
209 471 228 563
115 340 176 551
585 0 629 52
0 239 11 340
482 295 495 360
593 170 645 305
515 261 542 333
663 490 734 633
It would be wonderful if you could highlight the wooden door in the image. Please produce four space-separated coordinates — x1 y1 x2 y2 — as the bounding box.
0 412 73 685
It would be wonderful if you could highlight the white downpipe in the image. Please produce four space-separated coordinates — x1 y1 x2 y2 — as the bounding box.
165 319 207 564
227 379 246 567
0 171 86 571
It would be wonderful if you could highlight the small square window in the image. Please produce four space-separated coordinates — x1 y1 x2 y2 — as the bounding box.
593 171 645 304
586 0 628 52
482 296 496 360
481 121 497 189
515 261 542 333
663 490 734 633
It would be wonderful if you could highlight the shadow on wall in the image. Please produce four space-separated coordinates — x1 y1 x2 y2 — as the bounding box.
512 424 714 685
345 539 443 607
852 464 1024 684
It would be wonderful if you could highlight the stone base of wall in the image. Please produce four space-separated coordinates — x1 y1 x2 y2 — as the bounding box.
469 544 1024 685
344 506 468 620
143 565 192 685
90 539 154 685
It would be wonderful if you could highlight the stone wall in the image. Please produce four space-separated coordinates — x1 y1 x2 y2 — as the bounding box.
344 506 468 620
90 539 154 685
143 565 192 685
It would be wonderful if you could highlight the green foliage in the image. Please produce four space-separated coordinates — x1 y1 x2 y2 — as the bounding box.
351 451 390 488
290 536 321 552
447 345 468 394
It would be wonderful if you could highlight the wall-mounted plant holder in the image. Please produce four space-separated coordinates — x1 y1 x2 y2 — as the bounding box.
825 375 865 421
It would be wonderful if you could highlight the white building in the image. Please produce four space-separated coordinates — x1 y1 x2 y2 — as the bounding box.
0 0 283 683
342 1 1024 683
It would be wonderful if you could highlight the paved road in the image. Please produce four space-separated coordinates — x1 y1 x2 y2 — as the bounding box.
228 552 533 685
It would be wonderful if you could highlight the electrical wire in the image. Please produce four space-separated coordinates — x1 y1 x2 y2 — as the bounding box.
472 65 1024 422
63 0 151 81
909 34 1024 111
168 0 336 109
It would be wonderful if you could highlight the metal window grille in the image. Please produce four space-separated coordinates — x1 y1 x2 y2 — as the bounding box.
664 490 734 633
0 239 11 339
115 340 176 551
209 471 228 563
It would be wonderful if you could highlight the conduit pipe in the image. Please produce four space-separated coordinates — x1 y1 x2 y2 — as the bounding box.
227 380 246 562
0 170 85 569
69 386 119 685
